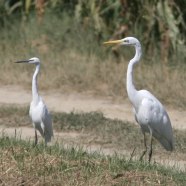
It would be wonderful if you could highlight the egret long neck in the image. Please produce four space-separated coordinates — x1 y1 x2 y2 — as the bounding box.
126 44 142 104
32 64 40 103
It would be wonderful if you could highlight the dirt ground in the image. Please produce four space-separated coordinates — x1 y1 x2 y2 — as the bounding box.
0 85 185 171
0 85 185 129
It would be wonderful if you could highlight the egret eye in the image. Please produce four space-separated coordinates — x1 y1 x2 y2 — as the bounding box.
124 39 129 43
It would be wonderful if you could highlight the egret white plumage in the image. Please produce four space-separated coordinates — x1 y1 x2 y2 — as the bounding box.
15 57 53 145
104 37 174 162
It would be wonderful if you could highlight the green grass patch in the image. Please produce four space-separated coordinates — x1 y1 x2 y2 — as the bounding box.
0 136 185 185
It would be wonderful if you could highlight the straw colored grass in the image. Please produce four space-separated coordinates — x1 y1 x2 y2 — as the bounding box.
0 14 186 108
0 136 185 185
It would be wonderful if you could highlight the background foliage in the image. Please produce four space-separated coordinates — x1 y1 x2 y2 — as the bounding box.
1 0 186 62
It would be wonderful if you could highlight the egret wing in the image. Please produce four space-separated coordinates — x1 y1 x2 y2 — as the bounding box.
136 94 174 151
41 102 54 143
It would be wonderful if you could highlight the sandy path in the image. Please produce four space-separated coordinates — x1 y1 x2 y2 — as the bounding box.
0 85 185 129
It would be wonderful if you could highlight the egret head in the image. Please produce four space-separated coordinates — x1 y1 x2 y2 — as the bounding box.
15 57 40 65
103 37 140 47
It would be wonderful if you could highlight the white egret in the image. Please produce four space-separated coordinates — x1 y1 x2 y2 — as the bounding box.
104 37 174 162
15 57 53 145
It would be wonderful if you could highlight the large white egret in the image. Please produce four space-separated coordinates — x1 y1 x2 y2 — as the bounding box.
104 37 174 162
15 57 53 145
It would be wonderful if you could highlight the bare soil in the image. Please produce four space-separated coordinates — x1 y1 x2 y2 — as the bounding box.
0 85 186 129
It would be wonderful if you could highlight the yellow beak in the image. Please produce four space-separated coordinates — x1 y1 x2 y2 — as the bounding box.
103 39 123 45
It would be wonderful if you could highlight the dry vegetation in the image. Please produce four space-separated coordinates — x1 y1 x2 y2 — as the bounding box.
0 1 186 109
0 15 186 108
0 137 183 185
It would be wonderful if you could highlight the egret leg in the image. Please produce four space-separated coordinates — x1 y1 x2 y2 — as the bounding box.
139 132 147 161
35 129 38 146
129 147 136 161
148 129 153 163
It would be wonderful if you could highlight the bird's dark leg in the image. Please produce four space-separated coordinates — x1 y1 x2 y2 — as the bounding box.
139 132 147 161
129 147 136 161
148 129 153 163
35 129 38 146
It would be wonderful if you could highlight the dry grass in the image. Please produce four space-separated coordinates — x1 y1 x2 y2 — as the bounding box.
2 48 186 107
0 136 184 185
0 14 186 109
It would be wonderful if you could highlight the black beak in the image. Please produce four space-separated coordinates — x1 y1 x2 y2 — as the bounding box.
15 60 29 63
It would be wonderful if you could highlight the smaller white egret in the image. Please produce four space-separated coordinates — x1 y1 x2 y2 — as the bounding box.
15 57 53 145
104 37 174 162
